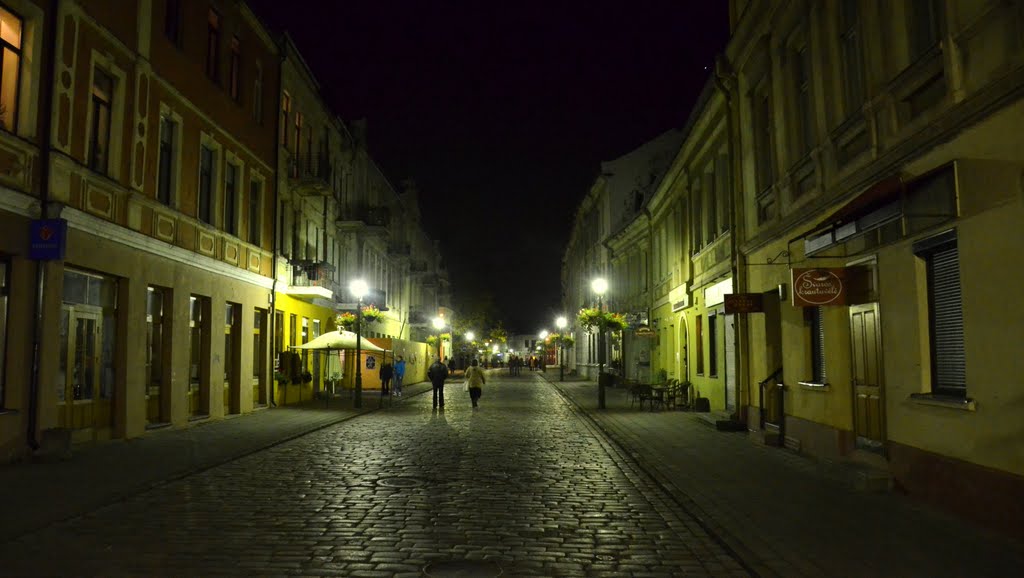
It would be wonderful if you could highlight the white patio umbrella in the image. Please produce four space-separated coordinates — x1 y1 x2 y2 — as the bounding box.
291 330 385 352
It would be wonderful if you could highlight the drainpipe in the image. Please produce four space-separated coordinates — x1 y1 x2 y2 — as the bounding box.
268 43 286 407
714 54 746 423
27 0 60 451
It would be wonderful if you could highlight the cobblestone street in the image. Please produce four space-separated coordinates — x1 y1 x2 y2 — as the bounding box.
0 371 747 577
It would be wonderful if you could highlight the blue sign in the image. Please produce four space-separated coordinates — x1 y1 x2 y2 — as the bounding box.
366 356 376 370
29 219 68 261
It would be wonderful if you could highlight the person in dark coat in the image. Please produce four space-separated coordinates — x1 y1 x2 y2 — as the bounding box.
380 358 394 396
428 357 450 409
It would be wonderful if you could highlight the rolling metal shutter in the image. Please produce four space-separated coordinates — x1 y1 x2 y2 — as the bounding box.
811 306 826 382
928 244 965 396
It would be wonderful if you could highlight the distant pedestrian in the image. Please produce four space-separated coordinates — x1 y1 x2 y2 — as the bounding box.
464 358 486 409
394 355 406 397
428 357 449 409
380 358 393 396
447 356 455 376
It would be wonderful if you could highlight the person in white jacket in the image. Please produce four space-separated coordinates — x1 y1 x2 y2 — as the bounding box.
464 358 486 409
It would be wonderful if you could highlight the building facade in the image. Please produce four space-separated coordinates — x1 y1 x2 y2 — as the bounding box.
0 0 451 461
563 0 1024 540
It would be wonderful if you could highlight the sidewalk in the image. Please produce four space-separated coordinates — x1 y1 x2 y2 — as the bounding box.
546 375 1024 577
0 382 433 544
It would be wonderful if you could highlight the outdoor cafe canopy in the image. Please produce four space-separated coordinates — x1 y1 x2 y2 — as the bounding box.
291 330 385 352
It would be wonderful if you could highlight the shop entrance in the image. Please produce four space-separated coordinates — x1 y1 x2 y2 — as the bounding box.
57 305 114 441
850 303 885 453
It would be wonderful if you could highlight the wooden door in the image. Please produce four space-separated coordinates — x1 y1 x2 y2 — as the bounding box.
850 303 885 452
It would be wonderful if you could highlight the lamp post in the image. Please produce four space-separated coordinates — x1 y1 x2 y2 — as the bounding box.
432 317 445 361
556 315 567 382
349 279 368 408
592 277 608 409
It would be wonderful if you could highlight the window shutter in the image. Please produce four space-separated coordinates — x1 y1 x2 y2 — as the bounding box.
928 245 965 395
811 306 826 382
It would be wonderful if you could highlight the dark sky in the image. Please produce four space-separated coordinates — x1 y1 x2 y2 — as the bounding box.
247 1 731 334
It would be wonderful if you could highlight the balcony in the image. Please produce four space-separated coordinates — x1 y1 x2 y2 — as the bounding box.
284 260 335 303
336 203 391 230
287 153 332 195
389 242 411 256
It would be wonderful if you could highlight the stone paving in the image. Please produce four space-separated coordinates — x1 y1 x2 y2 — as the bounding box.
0 371 748 577
547 373 1024 578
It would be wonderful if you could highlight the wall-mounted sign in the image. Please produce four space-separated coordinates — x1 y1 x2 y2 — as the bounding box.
791 268 865 307
634 326 656 338
724 293 764 314
29 219 68 261
366 355 376 369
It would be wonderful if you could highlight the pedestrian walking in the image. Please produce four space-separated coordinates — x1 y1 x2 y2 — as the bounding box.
380 358 393 396
428 356 449 409
464 358 486 409
394 355 406 397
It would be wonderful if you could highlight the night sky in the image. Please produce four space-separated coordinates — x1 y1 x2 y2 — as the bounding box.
247 1 731 334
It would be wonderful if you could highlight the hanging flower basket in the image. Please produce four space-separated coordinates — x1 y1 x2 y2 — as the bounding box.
336 312 357 331
548 333 575 348
577 308 628 333
426 335 439 346
361 304 383 324
439 332 452 341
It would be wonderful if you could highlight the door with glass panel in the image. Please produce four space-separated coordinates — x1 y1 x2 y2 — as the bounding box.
58 305 112 440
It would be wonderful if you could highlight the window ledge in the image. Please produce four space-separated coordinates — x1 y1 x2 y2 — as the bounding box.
0 408 19 417
145 421 172 431
798 381 830 391
188 414 211 423
909 393 976 411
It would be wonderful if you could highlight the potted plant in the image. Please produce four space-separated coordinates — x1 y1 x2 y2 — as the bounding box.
361 304 383 325
336 312 356 331
577 308 628 333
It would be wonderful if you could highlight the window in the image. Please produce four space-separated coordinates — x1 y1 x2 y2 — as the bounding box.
717 153 731 233
839 1 866 115
252 62 263 123
0 260 8 406
708 312 718 377
229 36 240 101
224 303 236 382
294 111 303 157
146 286 166 422
809 306 826 382
252 310 261 380
288 314 296 349
301 317 309 370
164 0 182 47
705 166 717 244
909 0 944 62
89 69 114 174
224 161 238 235
793 43 815 158
915 230 965 397
691 178 702 253
157 115 176 206
274 310 283 355
0 5 22 132
198 144 215 224
695 315 704 375
188 295 207 416
206 8 219 81
753 76 774 193
280 92 290 146
248 177 262 245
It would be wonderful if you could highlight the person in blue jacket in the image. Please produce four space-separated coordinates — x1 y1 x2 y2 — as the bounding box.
393 355 406 397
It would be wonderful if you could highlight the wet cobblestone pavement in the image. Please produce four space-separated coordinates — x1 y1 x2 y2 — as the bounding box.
0 372 748 577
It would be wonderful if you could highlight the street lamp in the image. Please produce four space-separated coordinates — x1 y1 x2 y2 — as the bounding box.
349 278 368 408
556 315 567 382
432 316 445 360
592 277 608 409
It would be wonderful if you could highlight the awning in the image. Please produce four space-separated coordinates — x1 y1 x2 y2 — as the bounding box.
292 330 386 352
801 174 906 256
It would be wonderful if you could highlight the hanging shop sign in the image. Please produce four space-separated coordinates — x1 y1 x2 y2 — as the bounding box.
29 219 68 260
724 293 764 314
791 267 869 307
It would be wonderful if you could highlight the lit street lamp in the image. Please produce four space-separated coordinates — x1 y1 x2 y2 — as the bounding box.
556 315 567 382
592 277 608 409
349 278 368 408
432 316 446 360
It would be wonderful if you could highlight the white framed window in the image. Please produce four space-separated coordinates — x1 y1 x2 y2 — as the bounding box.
157 104 183 208
85 53 127 179
197 133 222 226
223 150 244 237
914 229 965 398
252 61 263 124
248 171 264 246
0 3 23 133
